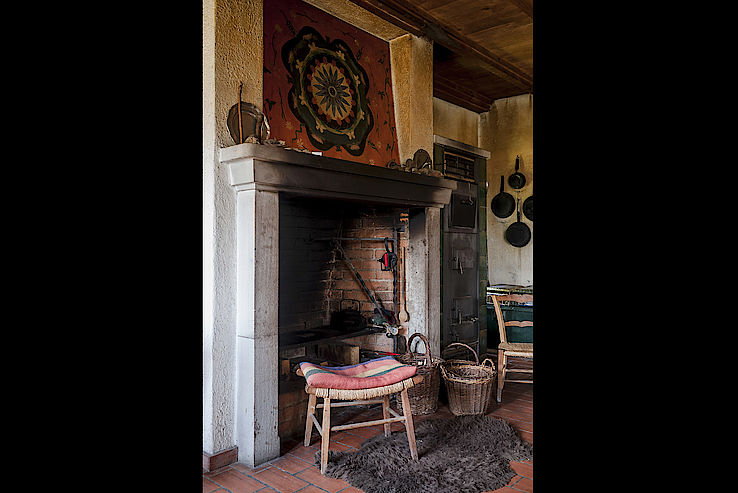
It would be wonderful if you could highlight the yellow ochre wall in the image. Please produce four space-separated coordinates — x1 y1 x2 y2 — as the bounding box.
433 97 480 147
480 94 533 286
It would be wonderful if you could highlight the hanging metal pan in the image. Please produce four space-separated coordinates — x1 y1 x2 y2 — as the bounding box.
490 175 515 218
505 198 531 247
523 195 533 221
227 101 270 144
508 155 526 190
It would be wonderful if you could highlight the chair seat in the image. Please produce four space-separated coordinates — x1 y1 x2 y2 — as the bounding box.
499 342 533 355
299 356 417 391
306 375 423 400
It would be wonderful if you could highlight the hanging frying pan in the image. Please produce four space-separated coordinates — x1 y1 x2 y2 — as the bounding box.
508 155 526 190
490 175 515 218
227 101 270 144
523 195 533 221
505 198 531 247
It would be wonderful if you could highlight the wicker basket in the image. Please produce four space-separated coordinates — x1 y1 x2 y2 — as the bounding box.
396 333 443 415
440 342 496 416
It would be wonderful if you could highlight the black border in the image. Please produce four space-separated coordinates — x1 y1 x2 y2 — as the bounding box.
65 3 205 488
532 2 694 488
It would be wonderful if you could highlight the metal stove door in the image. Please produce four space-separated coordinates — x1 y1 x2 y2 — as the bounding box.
441 224 480 353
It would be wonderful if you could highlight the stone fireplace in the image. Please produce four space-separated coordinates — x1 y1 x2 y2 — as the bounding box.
219 143 455 467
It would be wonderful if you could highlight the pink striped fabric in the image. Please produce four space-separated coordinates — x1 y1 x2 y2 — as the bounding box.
299 356 417 390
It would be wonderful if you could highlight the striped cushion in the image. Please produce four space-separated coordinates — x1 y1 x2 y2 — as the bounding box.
299 356 417 390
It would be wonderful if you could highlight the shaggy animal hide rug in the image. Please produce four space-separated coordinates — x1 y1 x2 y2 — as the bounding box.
315 415 533 493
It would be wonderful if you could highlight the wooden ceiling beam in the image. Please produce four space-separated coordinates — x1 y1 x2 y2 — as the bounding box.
434 73 494 113
506 0 533 19
343 0 426 37
433 87 490 113
347 0 532 91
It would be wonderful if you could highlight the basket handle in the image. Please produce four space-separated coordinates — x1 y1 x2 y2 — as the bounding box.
406 332 433 366
481 358 496 371
442 342 479 364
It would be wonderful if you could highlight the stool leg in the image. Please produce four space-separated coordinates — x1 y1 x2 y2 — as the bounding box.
382 395 392 437
399 388 418 460
497 349 506 403
320 397 331 474
303 393 317 446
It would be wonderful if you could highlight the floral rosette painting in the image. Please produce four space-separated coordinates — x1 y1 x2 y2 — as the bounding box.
282 26 373 156
263 0 399 166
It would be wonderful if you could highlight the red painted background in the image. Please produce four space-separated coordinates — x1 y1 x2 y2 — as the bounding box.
263 0 400 167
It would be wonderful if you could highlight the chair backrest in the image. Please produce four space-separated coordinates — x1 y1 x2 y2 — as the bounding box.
489 294 533 345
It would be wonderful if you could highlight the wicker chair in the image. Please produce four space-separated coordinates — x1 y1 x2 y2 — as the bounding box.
489 294 533 402
297 367 423 474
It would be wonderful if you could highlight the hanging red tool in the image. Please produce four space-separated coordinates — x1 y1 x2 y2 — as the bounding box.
377 237 398 272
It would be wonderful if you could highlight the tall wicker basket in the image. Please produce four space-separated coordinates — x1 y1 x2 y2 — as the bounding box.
396 333 443 415
440 342 496 416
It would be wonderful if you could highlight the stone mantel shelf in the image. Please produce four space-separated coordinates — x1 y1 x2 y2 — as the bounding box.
220 143 457 208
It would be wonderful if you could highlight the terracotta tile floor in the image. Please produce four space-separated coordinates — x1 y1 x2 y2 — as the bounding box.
203 361 533 493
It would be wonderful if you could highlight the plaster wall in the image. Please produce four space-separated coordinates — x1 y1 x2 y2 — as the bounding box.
432 97 480 148
203 0 216 455
390 34 434 163
479 94 533 285
203 0 264 456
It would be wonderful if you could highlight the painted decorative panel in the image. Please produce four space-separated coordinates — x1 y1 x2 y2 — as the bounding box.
263 0 399 166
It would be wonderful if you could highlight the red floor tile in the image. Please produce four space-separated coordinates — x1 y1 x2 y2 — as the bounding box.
205 469 265 493
251 466 310 493
346 424 384 439
507 475 523 487
508 420 533 434
230 462 272 475
309 439 353 452
285 445 319 463
295 465 352 492
330 431 369 448
270 455 314 474
511 475 533 492
517 430 533 444
510 460 533 478
202 477 221 493
295 486 334 493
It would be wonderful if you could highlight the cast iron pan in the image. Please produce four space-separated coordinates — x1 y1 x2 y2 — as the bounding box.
505 198 531 247
508 155 526 190
490 175 515 218
227 101 270 144
523 195 533 221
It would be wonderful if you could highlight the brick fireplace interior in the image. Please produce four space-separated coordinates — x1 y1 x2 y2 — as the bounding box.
277 193 410 443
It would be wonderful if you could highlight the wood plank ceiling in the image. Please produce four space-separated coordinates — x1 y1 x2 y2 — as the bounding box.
347 0 533 113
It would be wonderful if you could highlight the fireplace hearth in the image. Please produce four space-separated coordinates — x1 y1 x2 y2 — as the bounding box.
220 143 455 467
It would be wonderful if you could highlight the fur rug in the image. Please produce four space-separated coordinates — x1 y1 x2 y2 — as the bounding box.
315 415 533 493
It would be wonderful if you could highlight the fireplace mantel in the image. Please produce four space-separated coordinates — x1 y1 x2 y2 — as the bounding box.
220 143 456 208
220 142 448 468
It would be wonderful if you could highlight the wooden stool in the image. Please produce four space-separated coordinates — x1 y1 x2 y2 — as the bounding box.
297 369 423 474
